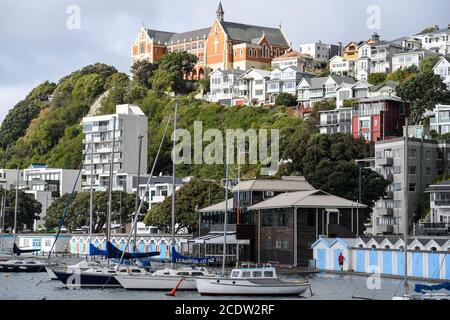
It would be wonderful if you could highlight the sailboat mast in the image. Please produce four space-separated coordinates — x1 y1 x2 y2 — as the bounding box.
13 168 19 245
134 135 143 252
107 117 117 245
403 118 409 293
171 99 178 251
89 134 94 247
222 144 230 276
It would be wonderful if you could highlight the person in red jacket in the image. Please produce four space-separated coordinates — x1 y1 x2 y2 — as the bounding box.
338 253 345 271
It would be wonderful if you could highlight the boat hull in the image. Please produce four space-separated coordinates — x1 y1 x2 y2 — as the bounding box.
0 263 47 273
52 270 122 288
115 275 198 290
195 278 310 296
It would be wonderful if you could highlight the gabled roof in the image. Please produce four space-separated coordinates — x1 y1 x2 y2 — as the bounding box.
169 27 211 43
210 68 245 77
238 68 271 80
199 199 234 213
272 50 314 61
232 177 314 193
248 190 366 210
328 75 356 85
415 27 450 36
369 80 399 92
433 56 450 70
145 29 176 44
220 21 289 47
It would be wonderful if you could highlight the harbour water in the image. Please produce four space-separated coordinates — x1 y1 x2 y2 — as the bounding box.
0 259 430 300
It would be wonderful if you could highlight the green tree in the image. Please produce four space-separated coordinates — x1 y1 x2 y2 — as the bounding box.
144 179 225 233
275 93 297 107
1 187 42 232
368 72 387 85
130 60 158 89
397 72 450 124
45 191 145 233
419 55 440 74
151 52 198 93
386 66 418 83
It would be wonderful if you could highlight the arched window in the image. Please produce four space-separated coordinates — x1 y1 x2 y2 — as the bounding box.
431 247 437 252
414 246 420 251
371 245 376 249
358 244 363 248
385 245 390 249
240 49 243 57
262 44 267 58
249 49 253 57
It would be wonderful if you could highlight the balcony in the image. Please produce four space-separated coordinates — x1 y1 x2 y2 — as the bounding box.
378 157 393 166
377 208 394 216
377 225 394 233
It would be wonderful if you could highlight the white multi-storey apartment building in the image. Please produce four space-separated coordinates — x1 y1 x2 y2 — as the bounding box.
82 104 148 193
392 49 438 71
299 41 341 63
131 175 185 209
416 27 450 55
433 56 450 89
208 69 245 105
19 163 81 230
234 68 271 106
0 169 24 190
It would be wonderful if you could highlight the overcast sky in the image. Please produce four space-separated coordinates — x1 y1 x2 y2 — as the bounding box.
0 0 449 122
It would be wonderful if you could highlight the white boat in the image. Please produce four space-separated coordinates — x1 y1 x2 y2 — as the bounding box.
46 260 103 280
195 266 311 296
115 266 213 290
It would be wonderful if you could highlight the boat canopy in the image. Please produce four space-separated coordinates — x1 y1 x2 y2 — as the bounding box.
13 243 40 256
415 282 450 294
171 246 216 264
88 244 107 256
106 242 159 260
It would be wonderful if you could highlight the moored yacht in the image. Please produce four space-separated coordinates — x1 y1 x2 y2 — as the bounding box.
0 259 48 273
115 266 213 290
195 265 311 296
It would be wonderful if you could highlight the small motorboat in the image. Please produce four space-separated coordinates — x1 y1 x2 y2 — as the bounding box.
0 259 48 273
195 265 311 296
115 266 213 290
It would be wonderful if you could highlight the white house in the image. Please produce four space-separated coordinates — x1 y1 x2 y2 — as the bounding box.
336 81 372 108
392 49 438 71
234 68 271 106
429 104 450 135
297 75 355 108
266 66 314 104
425 180 450 224
356 34 406 81
271 50 315 71
299 41 341 63
433 56 450 89
330 55 355 77
416 27 450 55
208 69 245 105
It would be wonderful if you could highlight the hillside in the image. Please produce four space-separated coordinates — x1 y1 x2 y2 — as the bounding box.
0 63 302 180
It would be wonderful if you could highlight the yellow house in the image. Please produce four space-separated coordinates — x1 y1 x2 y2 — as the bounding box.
343 41 361 61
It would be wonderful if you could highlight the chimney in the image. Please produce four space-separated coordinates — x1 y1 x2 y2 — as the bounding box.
371 32 380 42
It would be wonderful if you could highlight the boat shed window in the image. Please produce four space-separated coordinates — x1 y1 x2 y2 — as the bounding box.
263 271 274 278
242 271 251 278
252 271 262 278
431 247 437 252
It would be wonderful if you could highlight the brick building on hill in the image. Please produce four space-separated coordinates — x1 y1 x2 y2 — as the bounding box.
131 2 291 80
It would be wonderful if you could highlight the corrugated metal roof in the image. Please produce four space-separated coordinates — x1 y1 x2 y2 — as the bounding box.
232 178 314 192
199 199 234 213
221 21 289 47
248 190 366 210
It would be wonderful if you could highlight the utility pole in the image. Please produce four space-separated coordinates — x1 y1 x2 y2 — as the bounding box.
134 135 144 252
171 99 178 255
222 142 230 276
403 118 410 294
13 168 19 245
